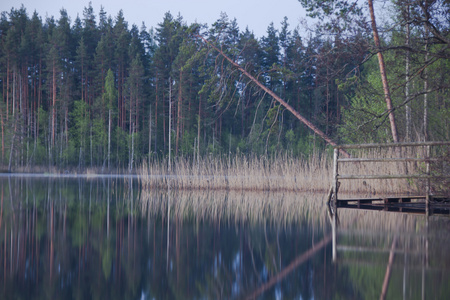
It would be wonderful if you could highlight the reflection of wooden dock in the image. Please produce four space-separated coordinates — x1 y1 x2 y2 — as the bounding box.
327 142 450 299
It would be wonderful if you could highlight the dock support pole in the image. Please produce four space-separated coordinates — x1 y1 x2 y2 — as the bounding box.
425 145 431 215
333 148 339 203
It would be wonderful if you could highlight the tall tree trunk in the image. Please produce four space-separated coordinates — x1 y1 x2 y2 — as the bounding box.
148 106 152 163
368 0 399 143
37 57 42 142
19 73 23 168
108 109 111 170
52 61 56 148
198 95 201 163
90 124 93 168
241 91 245 138
163 89 166 152
65 108 68 145
117 68 121 129
336 85 340 124
8 120 17 172
326 69 330 135
81 58 84 102
176 70 182 156
136 82 140 133
423 28 429 141
405 3 412 141
128 88 133 171
22 65 28 127
168 77 172 172
129 123 134 173
6 60 10 121
155 79 158 153
122 68 125 129
13 67 16 117
0 107 4 164
129 88 133 137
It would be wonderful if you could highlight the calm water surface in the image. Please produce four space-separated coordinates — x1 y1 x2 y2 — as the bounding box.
0 176 448 299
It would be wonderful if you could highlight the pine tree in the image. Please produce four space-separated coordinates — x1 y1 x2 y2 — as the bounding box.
114 10 130 129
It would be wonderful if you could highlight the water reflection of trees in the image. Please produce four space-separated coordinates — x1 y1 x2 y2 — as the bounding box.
0 177 335 299
331 205 450 299
0 177 448 299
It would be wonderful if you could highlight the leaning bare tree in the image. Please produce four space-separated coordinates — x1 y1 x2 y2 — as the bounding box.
195 34 350 157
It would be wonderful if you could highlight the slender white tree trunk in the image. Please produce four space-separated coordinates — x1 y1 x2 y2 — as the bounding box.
148 107 152 166
129 123 134 173
168 77 172 173
108 109 111 170
8 120 17 172
405 3 412 141
423 29 429 141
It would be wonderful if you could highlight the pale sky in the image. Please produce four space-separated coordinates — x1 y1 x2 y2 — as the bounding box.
1 0 308 38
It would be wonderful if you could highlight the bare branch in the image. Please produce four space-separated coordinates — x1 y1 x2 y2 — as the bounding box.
194 34 350 157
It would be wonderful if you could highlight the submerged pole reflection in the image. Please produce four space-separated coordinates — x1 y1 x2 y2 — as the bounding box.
166 184 171 272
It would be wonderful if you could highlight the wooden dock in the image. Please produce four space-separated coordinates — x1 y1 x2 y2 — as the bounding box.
327 142 449 299
329 141 450 214
336 196 450 216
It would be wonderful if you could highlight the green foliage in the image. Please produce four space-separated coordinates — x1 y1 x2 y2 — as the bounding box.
114 127 128 164
70 100 89 150
92 117 107 163
0 3 448 170
104 69 116 110
339 92 392 144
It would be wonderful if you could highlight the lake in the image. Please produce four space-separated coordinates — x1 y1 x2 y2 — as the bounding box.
0 175 448 299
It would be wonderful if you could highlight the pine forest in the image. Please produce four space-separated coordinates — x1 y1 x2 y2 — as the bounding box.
0 1 449 172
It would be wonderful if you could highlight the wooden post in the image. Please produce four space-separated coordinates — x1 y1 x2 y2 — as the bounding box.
333 148 339 202
425 145 430 215
332 148 339 262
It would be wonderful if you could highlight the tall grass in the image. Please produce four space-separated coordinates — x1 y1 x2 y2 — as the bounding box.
139 153 331 192
139 149 430 195
337 146 438 196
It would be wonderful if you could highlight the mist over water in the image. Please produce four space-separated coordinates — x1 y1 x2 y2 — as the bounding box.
0 176 448 299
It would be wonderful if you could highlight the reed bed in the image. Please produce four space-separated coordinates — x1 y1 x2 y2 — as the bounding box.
139 153 332 192
139 149 433 195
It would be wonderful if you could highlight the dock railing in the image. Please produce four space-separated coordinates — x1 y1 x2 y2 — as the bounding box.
329 141 449 263
330 141 450 206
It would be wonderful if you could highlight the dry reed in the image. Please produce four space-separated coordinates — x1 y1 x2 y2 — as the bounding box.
139 149 430 195
139 153 331 192
337 146 434 197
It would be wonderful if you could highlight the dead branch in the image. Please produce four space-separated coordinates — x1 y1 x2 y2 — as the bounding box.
195 34 350 157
